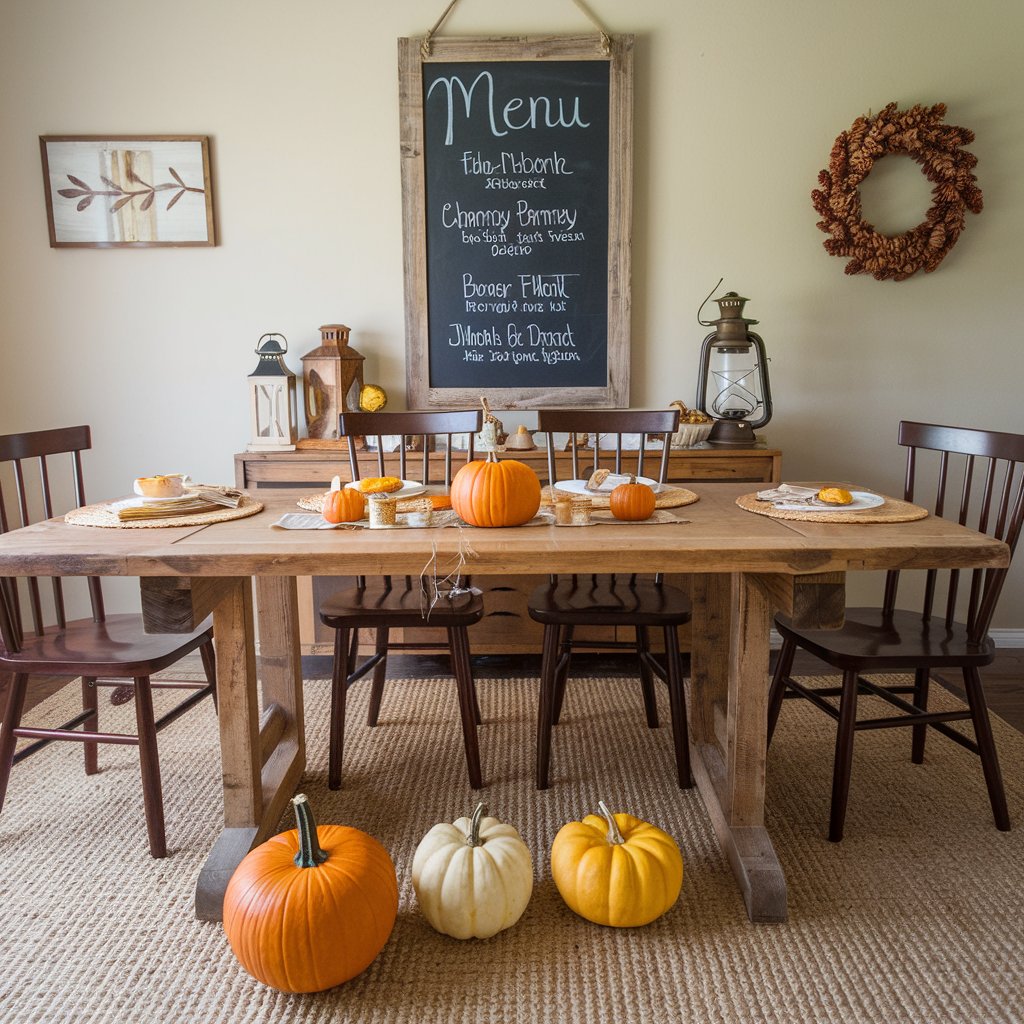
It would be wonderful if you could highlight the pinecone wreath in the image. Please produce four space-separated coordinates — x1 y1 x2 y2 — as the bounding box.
811 102 983 282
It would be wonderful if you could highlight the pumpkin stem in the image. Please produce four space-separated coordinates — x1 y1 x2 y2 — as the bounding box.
292 793 329 868
597 800 625 845
466 803 488 847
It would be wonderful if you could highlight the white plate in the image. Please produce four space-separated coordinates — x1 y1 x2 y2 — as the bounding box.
774 490 884 512
344 480 426 499
555 476 663 496
128 492 197 505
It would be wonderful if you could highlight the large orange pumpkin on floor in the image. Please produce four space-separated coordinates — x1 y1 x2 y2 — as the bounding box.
450 452 541 527
223 794 398 992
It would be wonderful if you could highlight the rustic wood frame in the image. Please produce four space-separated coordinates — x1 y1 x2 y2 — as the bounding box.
399 35 633 409
40 134 215 248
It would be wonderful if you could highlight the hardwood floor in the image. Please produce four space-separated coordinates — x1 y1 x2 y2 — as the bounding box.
4 649 1023 733
304 649 1024 730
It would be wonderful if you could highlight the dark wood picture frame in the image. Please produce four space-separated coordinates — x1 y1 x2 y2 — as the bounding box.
40 134 215 248
399 35 633 409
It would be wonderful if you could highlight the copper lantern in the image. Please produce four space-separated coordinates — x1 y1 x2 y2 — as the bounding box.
247 333 298 452
301 324 365 440
695 290 772 445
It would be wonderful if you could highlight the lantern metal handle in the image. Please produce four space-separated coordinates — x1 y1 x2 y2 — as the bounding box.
256 332 288 355
696 278 725 327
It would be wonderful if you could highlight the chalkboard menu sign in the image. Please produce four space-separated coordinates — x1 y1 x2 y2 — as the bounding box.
400 36 633 409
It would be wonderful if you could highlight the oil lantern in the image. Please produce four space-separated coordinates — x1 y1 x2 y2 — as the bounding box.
247 333 298 452
695 289 772 445
301 324 365 440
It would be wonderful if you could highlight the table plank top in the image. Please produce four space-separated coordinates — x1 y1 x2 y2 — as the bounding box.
0 483 1008 579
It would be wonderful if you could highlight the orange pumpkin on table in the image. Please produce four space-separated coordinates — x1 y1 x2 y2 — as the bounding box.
223 794 398 992
450 452 541 527
323 487 365 523
609 475 657 521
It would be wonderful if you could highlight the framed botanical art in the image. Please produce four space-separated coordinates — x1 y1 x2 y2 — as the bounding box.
39 135 215 248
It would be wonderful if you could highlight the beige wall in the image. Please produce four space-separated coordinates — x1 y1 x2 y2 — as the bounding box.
2 0 1022 628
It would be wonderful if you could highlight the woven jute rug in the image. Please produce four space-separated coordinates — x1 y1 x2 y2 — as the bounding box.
2 673 1022 1024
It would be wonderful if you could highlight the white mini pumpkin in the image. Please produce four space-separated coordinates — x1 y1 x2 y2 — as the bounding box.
412 803 533 939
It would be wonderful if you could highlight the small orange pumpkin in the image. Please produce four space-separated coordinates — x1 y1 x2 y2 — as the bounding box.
609 475 656 521
323 487 365 523
223 794 398 992
450 453 541 527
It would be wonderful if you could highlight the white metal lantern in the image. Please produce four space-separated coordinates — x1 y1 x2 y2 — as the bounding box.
247 333 298 452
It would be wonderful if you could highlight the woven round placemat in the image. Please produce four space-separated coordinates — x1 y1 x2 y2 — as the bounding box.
548 484 699 510
736 492 928 523
65 495 264 529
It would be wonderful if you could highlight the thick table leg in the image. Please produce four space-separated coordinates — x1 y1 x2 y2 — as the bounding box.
689 572 787 923
192 577 303 921
252 574 305 814
193 576 305 921
139 574 304 922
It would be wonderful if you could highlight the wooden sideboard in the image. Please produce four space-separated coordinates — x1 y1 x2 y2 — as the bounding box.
234 443 782 655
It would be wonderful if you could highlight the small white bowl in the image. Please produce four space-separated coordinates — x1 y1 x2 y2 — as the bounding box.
132 473 190 497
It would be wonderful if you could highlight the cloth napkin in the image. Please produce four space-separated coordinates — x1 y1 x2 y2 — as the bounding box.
585 471 634 493
755 483 821 506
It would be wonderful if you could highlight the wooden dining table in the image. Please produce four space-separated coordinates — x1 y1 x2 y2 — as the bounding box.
0 482 1009 924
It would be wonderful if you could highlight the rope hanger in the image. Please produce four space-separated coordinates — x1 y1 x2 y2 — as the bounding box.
421 0 612 58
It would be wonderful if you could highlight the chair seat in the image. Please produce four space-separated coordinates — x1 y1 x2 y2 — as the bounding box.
320 584 484 630
0 613 213 676
528 577 691 628
775 606 995 671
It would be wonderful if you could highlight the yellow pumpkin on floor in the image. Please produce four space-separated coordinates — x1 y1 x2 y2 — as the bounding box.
550 801 683 927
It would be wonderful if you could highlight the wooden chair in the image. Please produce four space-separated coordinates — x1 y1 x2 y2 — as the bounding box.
767 421 1024 841
528 408 692 790
318 409 486 790
0 426 216 858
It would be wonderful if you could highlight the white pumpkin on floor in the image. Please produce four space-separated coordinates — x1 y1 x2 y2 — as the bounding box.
412 803 533 939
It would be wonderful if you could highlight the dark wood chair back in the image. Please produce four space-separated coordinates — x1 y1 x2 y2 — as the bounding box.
339 410 481 487
886 421 1024 643
536 408 680 586
0 425 103 656
536 408 678 493
337 410 483 588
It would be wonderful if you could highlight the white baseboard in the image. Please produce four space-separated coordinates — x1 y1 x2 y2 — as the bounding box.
771 628 1024 649
990 629 1024 649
